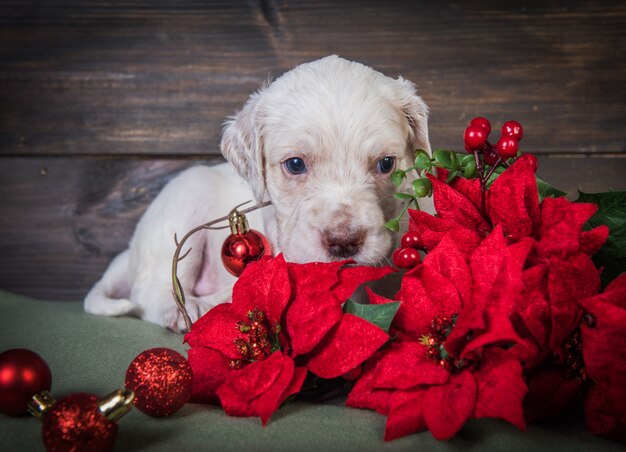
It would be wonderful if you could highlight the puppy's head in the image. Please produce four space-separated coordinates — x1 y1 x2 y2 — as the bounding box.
221 55 430 264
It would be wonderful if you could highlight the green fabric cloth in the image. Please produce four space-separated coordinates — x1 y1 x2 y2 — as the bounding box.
0 290 623 452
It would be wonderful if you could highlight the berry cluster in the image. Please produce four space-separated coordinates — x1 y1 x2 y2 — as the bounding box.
392 231 424 269
229 308 282 369
464 117 524 163
419 314 467 373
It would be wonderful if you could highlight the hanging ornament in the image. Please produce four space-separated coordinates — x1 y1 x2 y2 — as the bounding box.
28 389 134 452
221 207 271 277
0 348 52 416
125 347 193 417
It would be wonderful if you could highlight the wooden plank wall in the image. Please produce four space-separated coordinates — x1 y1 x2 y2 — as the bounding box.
1 0 625 300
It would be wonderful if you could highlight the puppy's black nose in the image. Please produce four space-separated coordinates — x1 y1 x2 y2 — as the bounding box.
322 230 366 258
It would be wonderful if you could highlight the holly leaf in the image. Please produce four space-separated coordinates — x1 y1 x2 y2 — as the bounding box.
576 190 626 287
432 149 454 169
343 299 401 332
536 177 567 200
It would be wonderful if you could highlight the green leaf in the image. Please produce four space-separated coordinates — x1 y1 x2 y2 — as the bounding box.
432 149 454 169
414 149 432 171
393 192 415 201
536 177 567 201
412 178 432 197
343 299 401 332
446 170 460 183
390 170 406 187
450 151 460 170
463 159 477 178
461 154 475 166
576 190 626 287
385 218 400 232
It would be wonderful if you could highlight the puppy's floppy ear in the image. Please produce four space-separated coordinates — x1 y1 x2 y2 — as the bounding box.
220 90 267 201
395 77 431 155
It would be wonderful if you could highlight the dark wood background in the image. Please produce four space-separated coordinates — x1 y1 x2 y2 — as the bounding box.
1 0 625 300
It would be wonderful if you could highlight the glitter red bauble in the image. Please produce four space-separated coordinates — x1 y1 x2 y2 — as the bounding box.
0 348 52 416
42 393 117 452
221 229 271 277
125 348 193 417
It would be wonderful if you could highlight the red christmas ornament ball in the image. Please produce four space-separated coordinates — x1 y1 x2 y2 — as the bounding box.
125 348 193 417
42 393 117 452
0 348 52 416
221 229 271 277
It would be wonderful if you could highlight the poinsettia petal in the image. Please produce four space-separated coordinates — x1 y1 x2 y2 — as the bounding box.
422 234 472 303
232 254 291 324
487 154 540 242
450 176 483 212
584 383 626 442
332 265 396 303
580 225 609 256
187 347 231 404
214 382 256 417
536 198 599 259
286 289 342 356
423 370 477 440
373 341 449 389
578 275 626 388
512 264 551 352
472 348 527 430
523 363 583 423
384 391 426 441
217 351 284 406
428 173 490 234
547 254 600 354
307 314 389 379
184 303 240 359
346 356 393 415
394 264 463 339
287 260 346 294
409 209 483 257
249 355 303 425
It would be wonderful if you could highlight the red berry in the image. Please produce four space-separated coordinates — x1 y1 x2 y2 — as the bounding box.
463 125 488 152
392 247 421 269
501 120 524 141
400 231 423 249
470 117 491 136
496 137 519 159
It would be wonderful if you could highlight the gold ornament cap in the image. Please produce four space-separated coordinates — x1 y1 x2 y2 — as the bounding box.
228 208 249 236
27 390 57 419
98 389 135 422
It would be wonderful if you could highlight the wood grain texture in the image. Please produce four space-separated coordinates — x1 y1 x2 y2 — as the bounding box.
0 0 624 155
0 155 624 301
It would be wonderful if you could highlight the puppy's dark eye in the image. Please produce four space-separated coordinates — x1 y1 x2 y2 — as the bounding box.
283 157 307 175
376 156 396 174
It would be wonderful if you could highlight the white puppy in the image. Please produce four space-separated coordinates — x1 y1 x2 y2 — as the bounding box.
84 55 431 332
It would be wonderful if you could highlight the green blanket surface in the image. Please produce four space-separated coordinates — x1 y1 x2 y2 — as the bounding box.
0 290 623 452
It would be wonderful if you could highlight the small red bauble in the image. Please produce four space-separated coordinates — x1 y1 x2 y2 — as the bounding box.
496 137 520 159
221 208 271 277
470 117 491 136
392 247 421 269
125 347 193 417
463 125 488 152
501 120 524 141
42 393 117 452
0 348 52 416
400 231 423 250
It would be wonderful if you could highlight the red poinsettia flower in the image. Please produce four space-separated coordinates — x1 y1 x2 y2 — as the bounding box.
409 155 608 260
348 230 530 440
577 273 626 442
184 254 393 424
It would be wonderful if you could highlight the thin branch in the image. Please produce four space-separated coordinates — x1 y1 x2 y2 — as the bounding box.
171 200 272 331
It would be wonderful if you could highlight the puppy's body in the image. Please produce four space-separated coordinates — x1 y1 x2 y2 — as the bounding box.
85 56 432 331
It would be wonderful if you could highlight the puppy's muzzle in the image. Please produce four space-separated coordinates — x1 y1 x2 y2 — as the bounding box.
322 229 366 258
